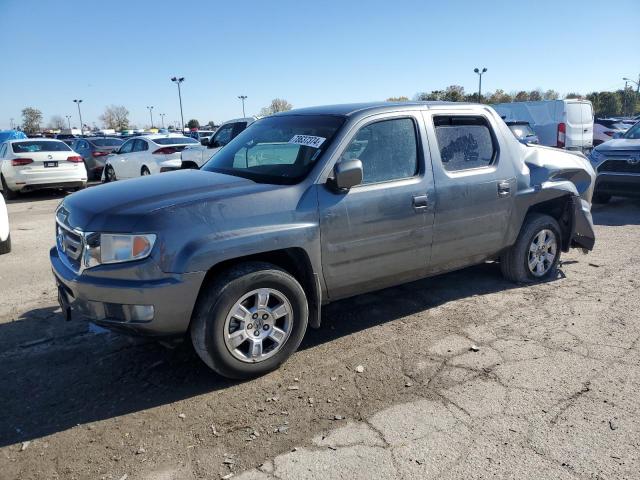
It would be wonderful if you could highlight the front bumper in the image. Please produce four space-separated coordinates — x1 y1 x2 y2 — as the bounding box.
571 197 595 251
594 173 640 198
50 247 205 336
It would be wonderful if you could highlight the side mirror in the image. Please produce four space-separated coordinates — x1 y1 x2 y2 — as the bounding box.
331 159 363 191
613 132 622 139
200 137 209 146
111 149 119 155
210 140 221 149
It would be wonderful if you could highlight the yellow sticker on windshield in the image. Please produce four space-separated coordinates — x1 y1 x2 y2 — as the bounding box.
289 135 326 149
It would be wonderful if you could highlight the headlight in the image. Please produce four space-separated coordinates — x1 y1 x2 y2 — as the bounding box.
589 149 606 164
83 233 156 268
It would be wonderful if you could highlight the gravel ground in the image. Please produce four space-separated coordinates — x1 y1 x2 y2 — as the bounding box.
0 188 639 480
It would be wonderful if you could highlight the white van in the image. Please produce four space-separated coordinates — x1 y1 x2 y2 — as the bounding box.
492 99 594 152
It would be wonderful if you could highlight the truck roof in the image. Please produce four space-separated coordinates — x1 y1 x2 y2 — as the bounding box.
273 101 476 118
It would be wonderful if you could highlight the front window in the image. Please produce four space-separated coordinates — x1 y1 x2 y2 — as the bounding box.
202 115 345 184
12 140 71 153
623 122 640 139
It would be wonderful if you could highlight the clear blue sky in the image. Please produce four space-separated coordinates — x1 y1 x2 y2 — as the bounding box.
1 0 638 129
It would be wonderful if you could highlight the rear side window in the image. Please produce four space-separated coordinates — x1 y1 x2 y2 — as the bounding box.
433 116 496 172
92 138 123 147
152 137 198 145
12 141 71 153
341 117 418 184
132 139 148 152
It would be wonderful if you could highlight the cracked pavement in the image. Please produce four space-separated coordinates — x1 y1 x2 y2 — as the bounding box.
0 192 639 479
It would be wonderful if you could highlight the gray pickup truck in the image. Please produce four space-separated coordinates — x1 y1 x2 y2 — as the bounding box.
51 102 596 379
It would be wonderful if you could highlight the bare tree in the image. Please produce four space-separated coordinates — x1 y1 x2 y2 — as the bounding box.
259 98 293 116
100 105 130 130
543 89 559 100
386 96 409 102
21 107 42 134
48 115 66 130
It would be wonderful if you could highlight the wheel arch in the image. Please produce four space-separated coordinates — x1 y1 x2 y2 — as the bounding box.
523 195 573 252
192 247 322 330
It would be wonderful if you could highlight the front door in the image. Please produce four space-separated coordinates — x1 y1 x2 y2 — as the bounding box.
423 112 516 274
318 113 435 300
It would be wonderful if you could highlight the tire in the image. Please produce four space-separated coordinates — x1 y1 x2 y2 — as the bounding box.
592 193 611 204
501 213 562 283
1 176 18 200
141 166 150 176
190 262 309 379
0 233 10 255
104 165 117 183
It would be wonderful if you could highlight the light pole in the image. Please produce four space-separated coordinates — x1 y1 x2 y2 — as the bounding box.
159 113 166 128
473 67 487 100
238 95 248 117
10 118 14 129
146 106 154 128
623 75 639 94
65 115 72 129
73 99 84 134
171 76 185 131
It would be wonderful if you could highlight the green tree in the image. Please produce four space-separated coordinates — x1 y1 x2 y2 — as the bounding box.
543 89 559 100
100 105 130 130
21 107 42 134
513 91 529 102
259 98 293 116
415 90 444 101
565 92 583 99
528 89 543 101
443 85 465 102
487 89 513 104
386 96 409 102
588 91 621 117
187 119 200 129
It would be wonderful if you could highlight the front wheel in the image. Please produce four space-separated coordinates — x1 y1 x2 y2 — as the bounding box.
501 214 562 283
190 262 309 379
104 165 117 183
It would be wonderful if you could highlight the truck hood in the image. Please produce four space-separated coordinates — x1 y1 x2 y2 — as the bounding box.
595 138 640 151
61 170 275 231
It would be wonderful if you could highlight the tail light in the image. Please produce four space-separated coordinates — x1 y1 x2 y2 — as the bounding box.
92 151 109 157
557 122 566 148
67 156 84 163
11 158 33 166
604 131 615 137
153 147 177 155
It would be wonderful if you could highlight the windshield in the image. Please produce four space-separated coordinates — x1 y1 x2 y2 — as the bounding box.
623 122 640 139
152 136 199 145
202 115 345 184
91 138 123 147
12 140 71 153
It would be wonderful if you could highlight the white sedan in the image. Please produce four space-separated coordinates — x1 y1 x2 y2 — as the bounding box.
0 192 10 254
0 139 87 199
102 134 199 181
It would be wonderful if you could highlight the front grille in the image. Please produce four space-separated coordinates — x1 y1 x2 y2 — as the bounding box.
598 159 640 174
56 221 84 272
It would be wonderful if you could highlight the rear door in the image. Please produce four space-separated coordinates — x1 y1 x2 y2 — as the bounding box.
565 101 592 151
423 111 517 274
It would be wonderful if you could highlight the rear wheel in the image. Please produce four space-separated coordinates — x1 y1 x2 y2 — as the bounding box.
104 165 117 183
501 214 562 283
0 233 10 255
1 176 18 200
141 166 150 176
190 262 309 379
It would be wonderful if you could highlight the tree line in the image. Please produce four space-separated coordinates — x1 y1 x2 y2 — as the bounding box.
388 86 640 118
16 98 296 135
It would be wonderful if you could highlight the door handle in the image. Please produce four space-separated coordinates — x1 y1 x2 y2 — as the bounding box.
497 181 511 198
412 194 429 210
